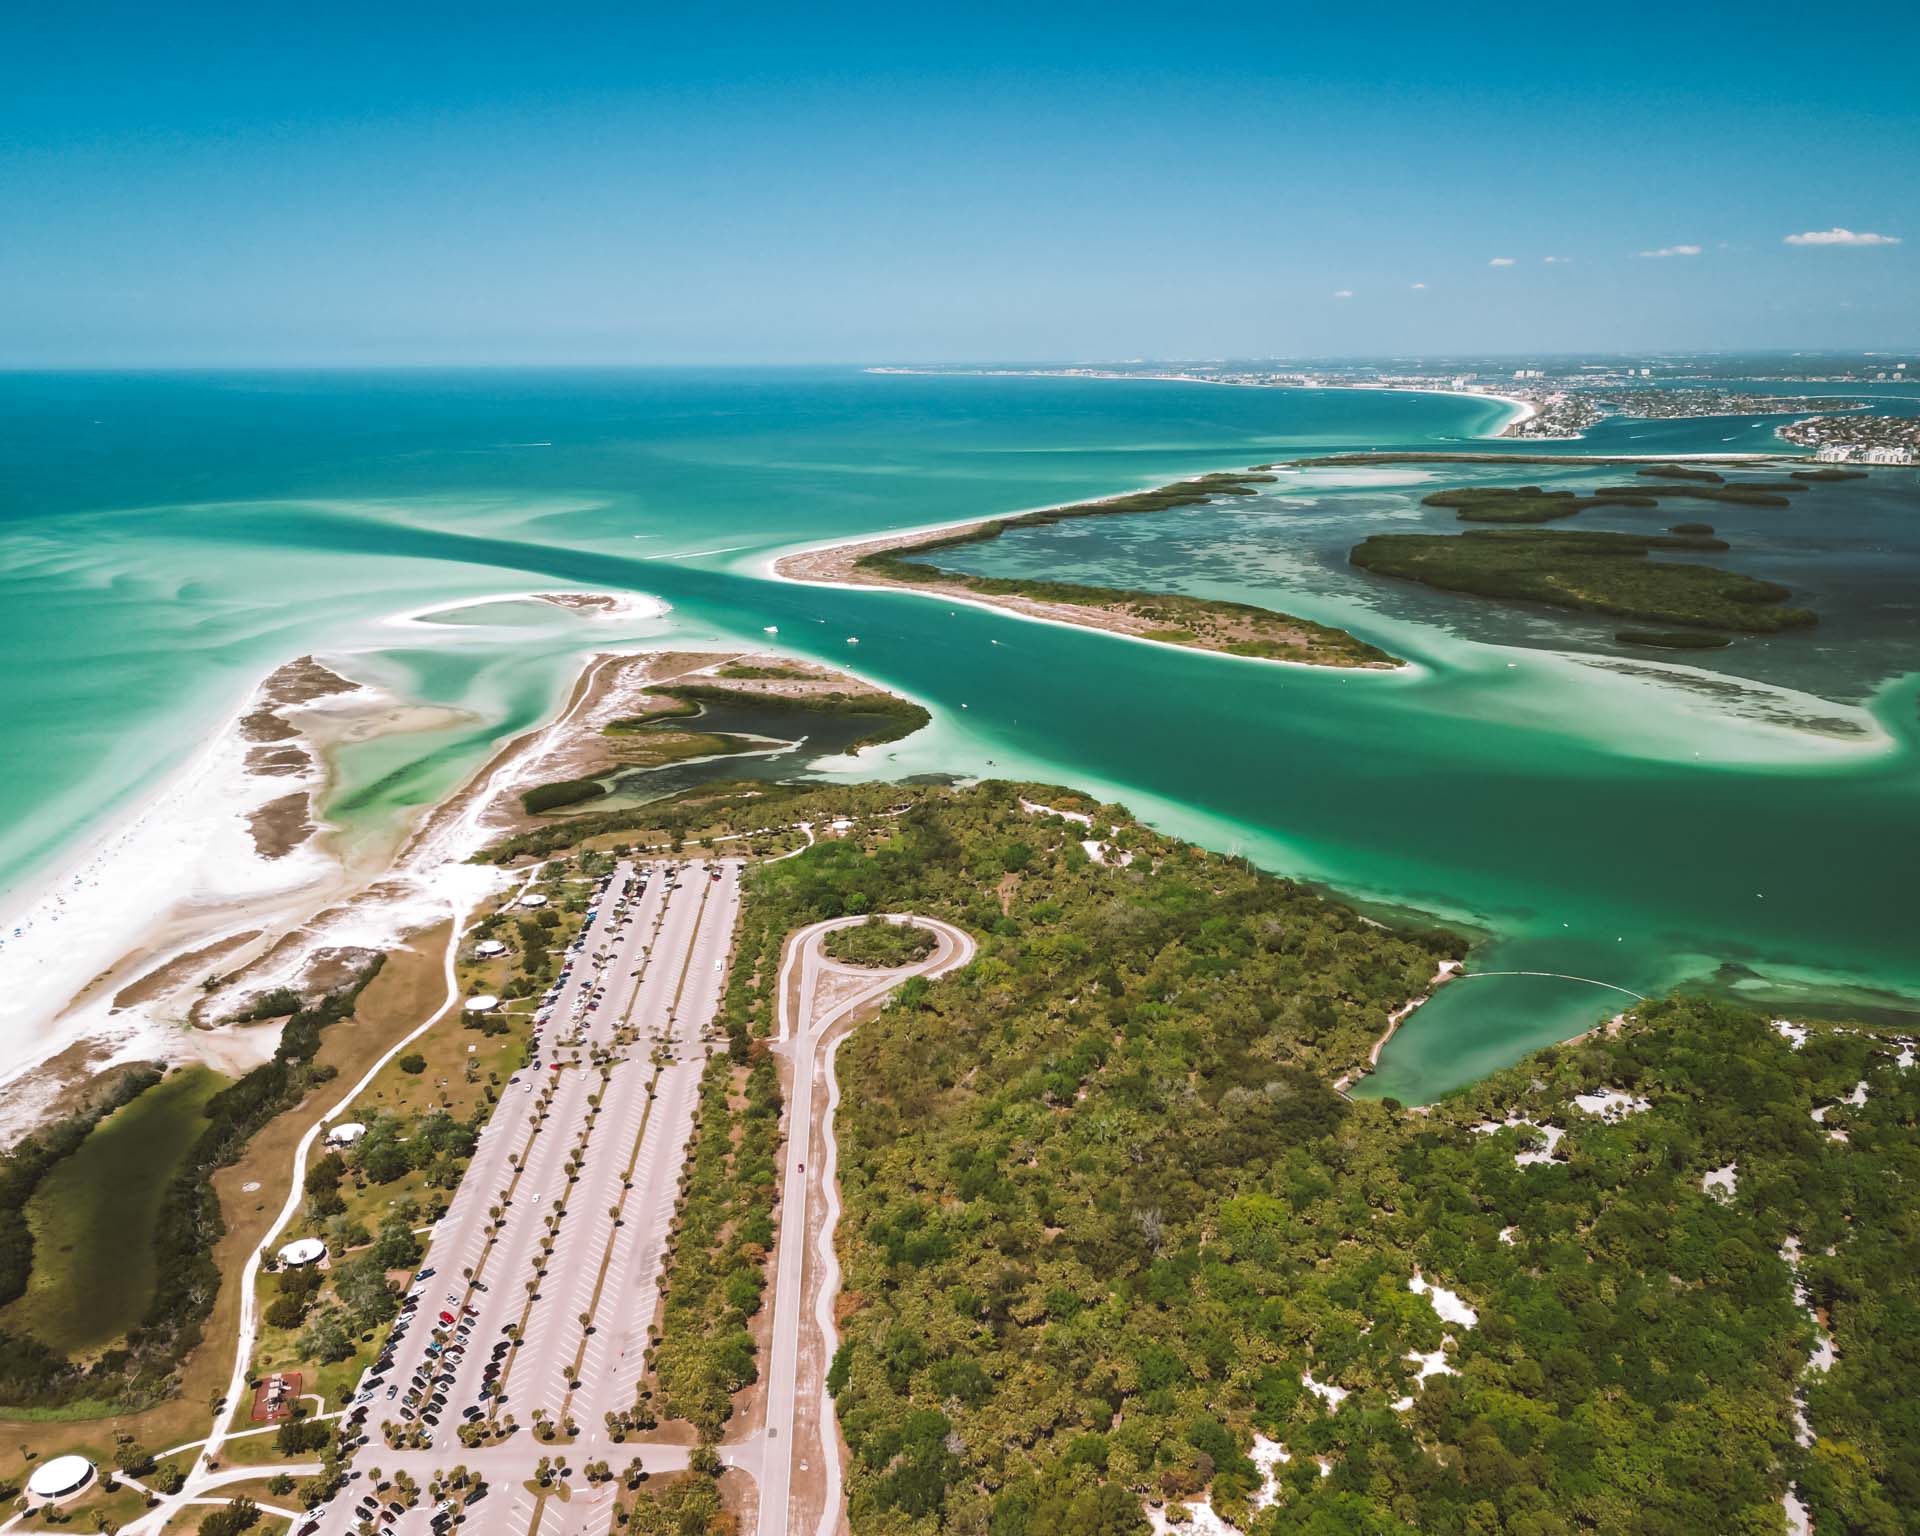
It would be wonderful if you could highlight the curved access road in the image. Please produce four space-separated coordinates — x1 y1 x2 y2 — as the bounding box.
751 915 975 1536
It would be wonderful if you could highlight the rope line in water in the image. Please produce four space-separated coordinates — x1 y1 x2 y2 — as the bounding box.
1454 970 1648 1000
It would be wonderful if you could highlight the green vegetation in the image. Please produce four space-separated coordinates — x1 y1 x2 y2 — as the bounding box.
929 472 1279 537
231 986 302 1022
608 729 753 769
1288 452 1766 469
851 474 1397 668
1421 479 1806 526
1638 464 1725 483
474 778 803 866
596 683 931 784
605 696 701 732
1792 467 1868 482
653 1052 782 1438
0 959 383 1409
197 1495 260 1536
1 1067 225 1355
1421 485 1657 523
1350 529 1818 633
669 785 1917 1534
1669 522 1715 536
621 1468 731 1534
521 777 610 815
823 916 939 969
839 965 1920 1534
653 684 932 752
859 557 1397 668
1592 482 1799 506
1616 628 1735 649
0 1068 165 1368
715 663 812 680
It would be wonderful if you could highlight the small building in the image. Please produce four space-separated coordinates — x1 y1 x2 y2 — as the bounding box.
277 1237 327 1268
474 939 508 958
26 1455 95 1505
325 1121 367 1148
465 994 501 1014
519 893 550 909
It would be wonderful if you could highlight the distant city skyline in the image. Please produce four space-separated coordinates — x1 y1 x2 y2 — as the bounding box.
3 0 1916 366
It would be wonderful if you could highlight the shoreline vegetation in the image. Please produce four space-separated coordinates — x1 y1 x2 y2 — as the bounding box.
774 451 1852 667
1284 450 1797 468
514 660 933 819
1347 462 1864 638
1422 481 1806 524
775 472 1402 669
1350 530 1818 635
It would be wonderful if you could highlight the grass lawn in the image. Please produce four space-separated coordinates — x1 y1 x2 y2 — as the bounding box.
1 1066 227 1356
216 1423 313 1467
0 922 454 1484
245 887 588 1398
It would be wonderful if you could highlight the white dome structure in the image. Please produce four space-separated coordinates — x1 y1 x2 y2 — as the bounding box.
465 994 501 1014
27 1455 95 1503
325 1121 367 1147
278 1237 327 1268
474 939 508 958
519 893 550 909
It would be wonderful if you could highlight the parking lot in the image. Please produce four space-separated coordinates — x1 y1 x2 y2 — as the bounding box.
304 857 741 1536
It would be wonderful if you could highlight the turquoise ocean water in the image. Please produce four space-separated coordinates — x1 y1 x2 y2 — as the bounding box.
2 368 1916 1101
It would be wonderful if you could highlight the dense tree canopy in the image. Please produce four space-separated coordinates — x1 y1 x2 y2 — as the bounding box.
703 785 1914 1536
486 778 1916 1534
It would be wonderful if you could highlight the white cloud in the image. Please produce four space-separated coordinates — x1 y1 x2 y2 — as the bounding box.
1542 256 1571 264
1333 289 1354 299
1785 227 1902 247
1638 245 1702 258
1488 257 1516 267
1410 282 1426 290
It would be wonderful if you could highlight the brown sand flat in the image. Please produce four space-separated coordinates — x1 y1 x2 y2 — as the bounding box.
112 929 263 1011
240 655 361 742
247 790 314 859
245 744 311 776
533 591 622 614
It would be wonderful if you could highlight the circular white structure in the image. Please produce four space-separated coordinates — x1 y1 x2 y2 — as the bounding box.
465 994 501 1014
278 1237 327 1268
519 893 550 909
27 1455 95 1503
326 1121 367 1147
474 939 508 958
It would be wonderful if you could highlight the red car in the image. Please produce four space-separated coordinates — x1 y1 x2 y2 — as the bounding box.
438 1310 456 1325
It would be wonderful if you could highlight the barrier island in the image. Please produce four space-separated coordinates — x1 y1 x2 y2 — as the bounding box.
775 473 1401 669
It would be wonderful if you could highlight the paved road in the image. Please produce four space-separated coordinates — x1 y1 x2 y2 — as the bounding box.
299 859 742 1536
752 916 977 1536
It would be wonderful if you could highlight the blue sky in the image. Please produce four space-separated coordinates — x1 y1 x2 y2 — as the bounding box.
3 0 1916 364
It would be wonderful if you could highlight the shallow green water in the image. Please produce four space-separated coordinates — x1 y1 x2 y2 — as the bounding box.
2 368 1916 1101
